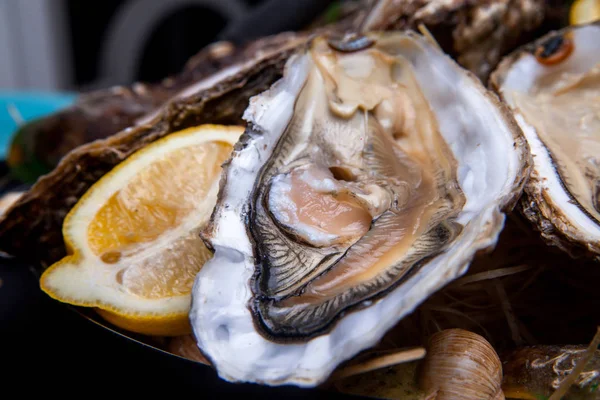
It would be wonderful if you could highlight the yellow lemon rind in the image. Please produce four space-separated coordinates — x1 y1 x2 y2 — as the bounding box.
569 0 600 26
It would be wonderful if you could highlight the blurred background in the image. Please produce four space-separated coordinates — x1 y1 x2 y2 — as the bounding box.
0 0 337 92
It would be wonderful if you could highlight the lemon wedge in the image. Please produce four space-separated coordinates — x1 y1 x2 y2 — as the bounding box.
41 124 243 336
570 0 600 25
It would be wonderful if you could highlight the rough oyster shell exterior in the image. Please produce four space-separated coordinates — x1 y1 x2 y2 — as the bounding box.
490 21 600 260
361 0 558 81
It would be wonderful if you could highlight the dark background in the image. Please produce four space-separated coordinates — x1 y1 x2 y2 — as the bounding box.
66 0 339 90
0 0 342 92
66 0 249 86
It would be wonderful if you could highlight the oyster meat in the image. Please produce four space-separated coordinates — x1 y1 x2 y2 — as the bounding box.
191 31 529 386
491 22 600 258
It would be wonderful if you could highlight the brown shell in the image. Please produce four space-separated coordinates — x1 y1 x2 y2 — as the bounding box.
10 35 302 174
361 0 564 81
167 335 210 365
489 22 600 261
419 329 504 400
0 33 307 268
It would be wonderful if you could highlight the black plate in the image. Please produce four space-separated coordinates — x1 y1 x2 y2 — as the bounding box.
1 254 370 397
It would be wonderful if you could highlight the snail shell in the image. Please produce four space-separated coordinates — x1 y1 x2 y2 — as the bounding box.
419 329 504 400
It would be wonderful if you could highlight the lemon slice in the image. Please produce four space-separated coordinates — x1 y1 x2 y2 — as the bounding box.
570 0 600 25
40 124 243 336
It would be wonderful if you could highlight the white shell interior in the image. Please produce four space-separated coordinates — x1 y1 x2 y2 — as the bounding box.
499 24 600 242
189 33 525 387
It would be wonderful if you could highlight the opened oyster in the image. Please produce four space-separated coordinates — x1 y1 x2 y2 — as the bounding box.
190 31 529 386
491 22 600 259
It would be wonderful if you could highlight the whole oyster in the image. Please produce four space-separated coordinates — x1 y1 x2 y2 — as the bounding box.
190 31 530 386
490 22 600 259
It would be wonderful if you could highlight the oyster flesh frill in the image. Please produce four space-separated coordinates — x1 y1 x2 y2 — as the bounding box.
490 22 600 259
191 31 529 386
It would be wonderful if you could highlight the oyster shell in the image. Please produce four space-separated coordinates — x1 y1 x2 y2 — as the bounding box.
7 40 240 182
0 33 305 267
359 0 559 81
190 30 529 386
490 22 600 259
